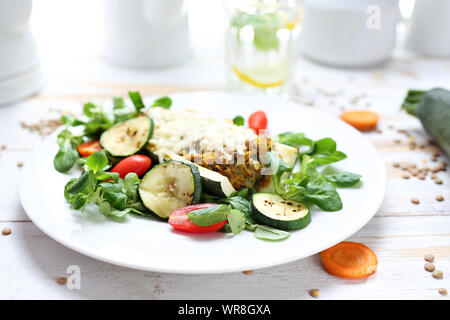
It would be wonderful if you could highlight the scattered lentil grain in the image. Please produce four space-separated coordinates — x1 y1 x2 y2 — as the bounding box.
402 174 410 179
2 228 11 236
309 289 320 298
424 254 435 262
243 270 254 275
21 118 63 136
393 162 400 168
411 198 420 205
438 288 447 295
436 195 444 202
57 277 67 285
425 263 435 272
435 179 443 185
432 270 444 279
17 162 24 168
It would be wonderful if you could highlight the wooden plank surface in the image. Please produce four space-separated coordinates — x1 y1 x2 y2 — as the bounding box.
1 78 449 300
1 217 449 300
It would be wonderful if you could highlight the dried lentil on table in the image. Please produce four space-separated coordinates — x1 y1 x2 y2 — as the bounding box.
57 277 67 285
432 270 444 279
309 289 319 298
424 263 435 272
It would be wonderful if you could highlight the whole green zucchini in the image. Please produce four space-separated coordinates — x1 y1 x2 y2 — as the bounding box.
402 88 450 158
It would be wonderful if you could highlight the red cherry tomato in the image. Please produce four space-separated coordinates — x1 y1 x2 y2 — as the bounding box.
248 110 268 134
169 203 227 233
77 140 102 157
111 154 152 178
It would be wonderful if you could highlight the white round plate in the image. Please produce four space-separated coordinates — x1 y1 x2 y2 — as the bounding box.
20 91 385 274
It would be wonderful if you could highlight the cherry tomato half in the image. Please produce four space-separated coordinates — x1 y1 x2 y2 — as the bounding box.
169 203 227 233
111 154 152 178
77 140 102 157
248 110 268 135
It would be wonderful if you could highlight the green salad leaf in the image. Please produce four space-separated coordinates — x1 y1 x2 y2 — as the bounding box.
128 91 146 112
227 209 246 235
187 204 229 226
233 115 245 126
113 97 126 110
278 132 314 153
85 151 109 173
54 129 84 173
79 102 114 138
152 96 172 109
254 225 290 241
268 133 362 212
308 138 347 166
324 172 362 188
63 153 147 218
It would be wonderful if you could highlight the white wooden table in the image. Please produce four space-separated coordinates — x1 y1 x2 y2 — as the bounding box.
1 0 449 300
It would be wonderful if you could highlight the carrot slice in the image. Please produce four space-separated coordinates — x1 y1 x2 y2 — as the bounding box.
320 241 378 279
340 110 379 131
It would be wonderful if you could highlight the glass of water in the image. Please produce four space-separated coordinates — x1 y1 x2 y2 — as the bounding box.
225 0 302 96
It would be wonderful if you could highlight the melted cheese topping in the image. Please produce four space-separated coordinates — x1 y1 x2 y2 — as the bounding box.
146 107 258 162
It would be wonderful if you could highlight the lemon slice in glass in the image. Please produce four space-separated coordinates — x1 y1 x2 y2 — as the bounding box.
232 62 287 88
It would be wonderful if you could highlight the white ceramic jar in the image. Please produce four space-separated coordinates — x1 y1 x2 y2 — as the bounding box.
103 0 191 68
405 0 450 57
299 0 400 67
0 0 43 105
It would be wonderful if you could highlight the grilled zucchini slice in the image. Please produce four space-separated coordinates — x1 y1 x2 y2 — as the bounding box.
138 161 202 218
164 154 236 197
252 193 310 230
198 168 236 198
100 115 153 157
